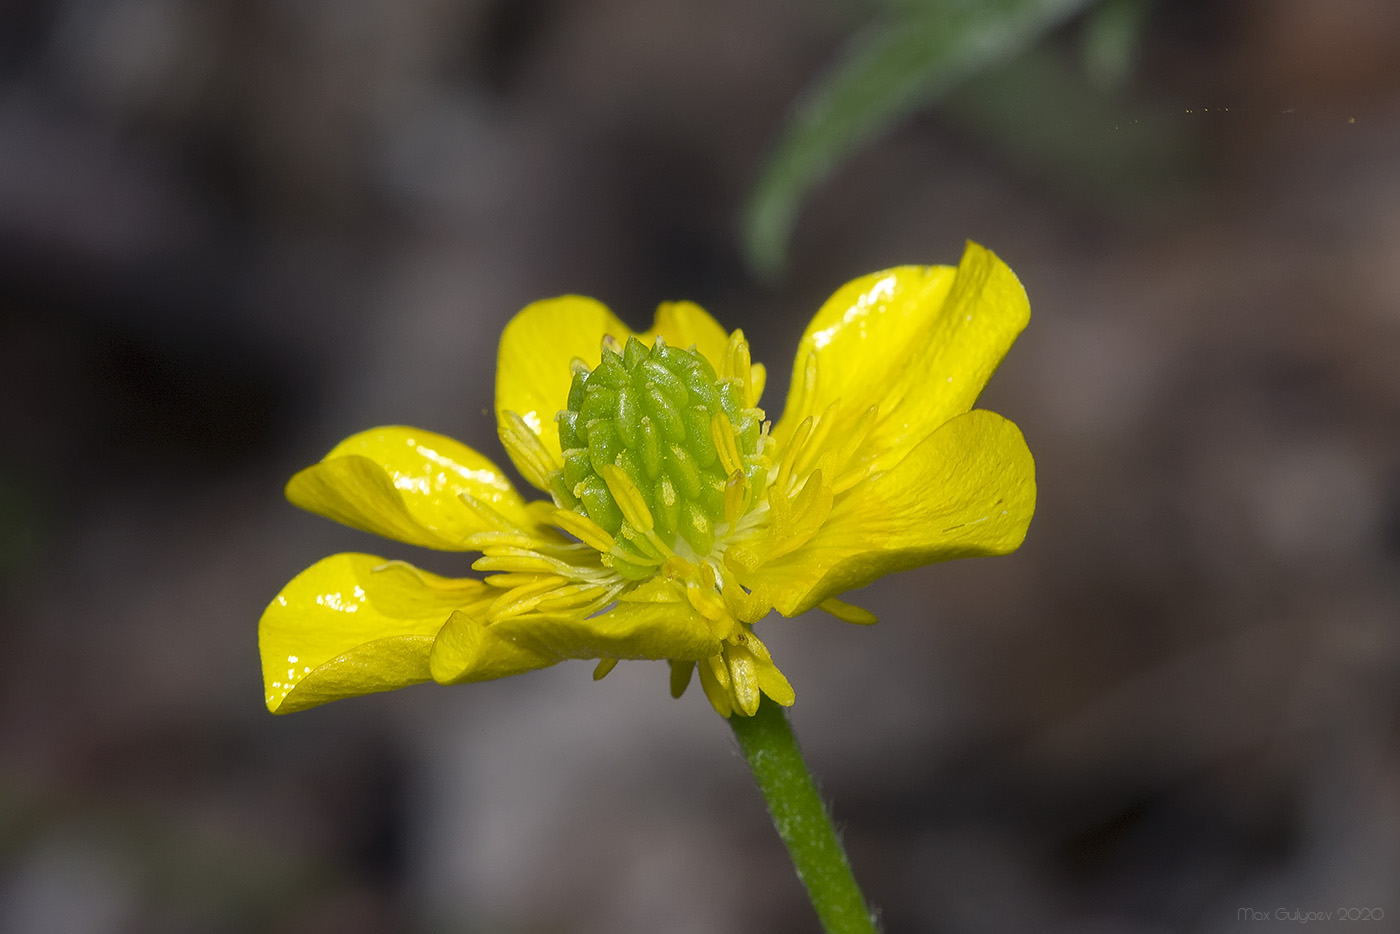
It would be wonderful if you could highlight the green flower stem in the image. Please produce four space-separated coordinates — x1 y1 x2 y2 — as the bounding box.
728 697 878 934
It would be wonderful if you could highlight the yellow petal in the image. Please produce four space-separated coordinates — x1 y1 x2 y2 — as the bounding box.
496 296 634 472
642 301 730 368
259 554 489 713
429 609 561 684
488 579 722 662
774 242 1029 472
286 427 538 550
743 409 1035 616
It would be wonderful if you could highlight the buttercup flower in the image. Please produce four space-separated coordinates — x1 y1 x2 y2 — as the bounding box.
260 242 1035 717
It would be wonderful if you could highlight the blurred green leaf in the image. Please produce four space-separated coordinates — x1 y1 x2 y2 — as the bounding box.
941 41 1195 210
1081 0 1153 92
743 0 1100 278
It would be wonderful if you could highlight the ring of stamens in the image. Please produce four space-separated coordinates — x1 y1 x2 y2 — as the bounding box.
487 328 879 715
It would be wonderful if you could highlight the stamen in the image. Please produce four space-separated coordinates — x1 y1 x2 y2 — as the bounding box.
461 530 537 550
698 655 732 717
669 660 695 698
617 525 666 562
460 491 554 542
725 643 761 716
721 578 767 624
488 574 570 619
498 410 560 491
768 480 793 543
551 508 616 553
535 582 611 612
748 362 767 406
592 658 618 680
776 415 812 495
711 412 744 477
473 553 560 574
722 469 747 525
793 401 839 479
818 597 878 625
726 331 756 408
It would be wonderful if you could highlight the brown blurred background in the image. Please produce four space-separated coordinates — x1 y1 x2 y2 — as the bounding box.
2 1 1399 931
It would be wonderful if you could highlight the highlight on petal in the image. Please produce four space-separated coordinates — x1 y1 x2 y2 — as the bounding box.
286 427 539 550
496 296 634 472
259 553 492 713
742 409 1035 617
774 242 1030 473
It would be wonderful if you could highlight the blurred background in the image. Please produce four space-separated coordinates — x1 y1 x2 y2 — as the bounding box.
2 0 1399 931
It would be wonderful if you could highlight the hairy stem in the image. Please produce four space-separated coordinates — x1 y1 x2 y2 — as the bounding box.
728 697 878 933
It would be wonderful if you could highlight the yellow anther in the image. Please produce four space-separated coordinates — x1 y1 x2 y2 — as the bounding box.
685 577 727 622
705 652 731 691
725 643 761 716
661 553 697 580
669 660 695 698
698 654 732 718
551 508 616 553
789 466 825 524
461 491 549 540
723 543 762 575
461 530 536 550
536 582 609 612
818 597 878 625
721 579 766 624
723 469 747 525
487 574 571 620
739 627 774 663
618 525 665 562
498 410 559 491
776 415 812 495
608 551 662 579
748 362 766 407
768 483 792 542
711 411 744 477
768 468 832 562
600 463 654 532
794 402 839 478
484 572 548 589
721 330 743 380
726 330 755 406
473 553 559 574
592 658 618 680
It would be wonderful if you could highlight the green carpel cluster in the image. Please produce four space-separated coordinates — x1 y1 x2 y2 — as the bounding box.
552 335 765 572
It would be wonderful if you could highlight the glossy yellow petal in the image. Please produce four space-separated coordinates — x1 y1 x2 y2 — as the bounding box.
641 301 730 368
742 409 1035 616
489 579 722 662
774 242 1029 472
430 610 561 684
496 296 634 475
286 427 537 550
259 553 489 713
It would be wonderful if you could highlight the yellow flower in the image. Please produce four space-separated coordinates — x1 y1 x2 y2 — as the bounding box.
260 242 1035 717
